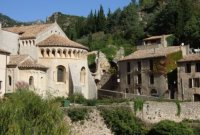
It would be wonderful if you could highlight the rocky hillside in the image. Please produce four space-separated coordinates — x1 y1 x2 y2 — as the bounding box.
47 12 86 38
0 13 18 27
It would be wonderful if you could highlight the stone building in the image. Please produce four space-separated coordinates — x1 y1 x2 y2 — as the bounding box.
0 22 97 99
0 48 10 98
137 34 171 50
177 54 200 101
118 35 188 99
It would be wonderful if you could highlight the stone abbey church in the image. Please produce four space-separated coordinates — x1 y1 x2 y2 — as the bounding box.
0 22 97 99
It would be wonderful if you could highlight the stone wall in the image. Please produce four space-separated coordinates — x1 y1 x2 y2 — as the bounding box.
66 109 113 135
136 101 200 123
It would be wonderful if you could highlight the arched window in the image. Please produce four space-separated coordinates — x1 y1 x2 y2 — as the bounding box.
41 49 44 57
8 76 12 86
46 49 50 57
57 65 66 82
63 50 67 57
80 67 86 85
52 49 56 57
57 49 62 57
68 50 71 58
29 76 34 86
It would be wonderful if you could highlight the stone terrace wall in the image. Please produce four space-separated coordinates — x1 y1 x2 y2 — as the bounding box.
137 101 200 123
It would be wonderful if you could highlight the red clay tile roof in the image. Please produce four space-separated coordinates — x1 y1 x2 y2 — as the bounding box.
119 46 181 61
8 55 47 69
0 48 10 55
37 34 88 50
3 23 53 39
178 54 200 62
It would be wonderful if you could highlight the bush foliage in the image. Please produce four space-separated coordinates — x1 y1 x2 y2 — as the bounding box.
147 120 194 135
67 93 86 104
67 107 90 122
0 90 70 135
99 107 145 135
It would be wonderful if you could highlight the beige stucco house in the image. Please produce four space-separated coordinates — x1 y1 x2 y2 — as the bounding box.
0 22 97 99
0 48 10 98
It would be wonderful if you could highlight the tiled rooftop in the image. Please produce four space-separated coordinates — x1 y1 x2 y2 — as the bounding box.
119 46 181 61
37 34 88 50
8 55 47 69
3 23 52 39
178 54 200 62
0 48 10 54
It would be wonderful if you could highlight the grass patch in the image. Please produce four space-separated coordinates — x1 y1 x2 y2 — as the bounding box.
134 98 144 113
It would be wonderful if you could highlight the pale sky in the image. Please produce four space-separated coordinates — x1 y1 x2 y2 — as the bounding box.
0 0 132 22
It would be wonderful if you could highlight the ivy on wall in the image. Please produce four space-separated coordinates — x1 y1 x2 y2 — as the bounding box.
153 51 182 75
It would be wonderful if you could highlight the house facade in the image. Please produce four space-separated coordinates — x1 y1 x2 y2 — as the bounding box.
0 22 97 99
177 54 200 101
137 34 171 50
0 49 10 97
119 35 189 99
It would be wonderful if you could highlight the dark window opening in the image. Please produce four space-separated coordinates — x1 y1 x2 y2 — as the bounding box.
189 78 192 88
57 66 66 82
127 74 131 85
189 78 200 88
29 76 34 86
194 94 200 101
150 74 154 84
126 88 129 93
137 61 141 71
186 63 191 73
196 63 200 72
8 76 12 86
150 60 153 71
194 78 200 87
52 50 56 57
127 62 131 72
151 89 158 97
137 74 142 84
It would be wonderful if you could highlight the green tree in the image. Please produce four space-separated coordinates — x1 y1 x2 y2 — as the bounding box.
119 3 144 44
97 5 106 31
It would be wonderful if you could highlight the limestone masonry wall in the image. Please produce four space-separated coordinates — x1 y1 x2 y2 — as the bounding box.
137 101 200 123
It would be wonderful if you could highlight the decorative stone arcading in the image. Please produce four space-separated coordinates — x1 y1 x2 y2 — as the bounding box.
39 47 87 59
19 39 35 47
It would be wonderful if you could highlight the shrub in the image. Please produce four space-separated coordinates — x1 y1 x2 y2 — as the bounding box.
67 107 90 122
68 93 86 104
175 100 181 116
134 98 144 113
99 107 145 135
85 99 97 106
147 120 194 135
0 90 70 135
